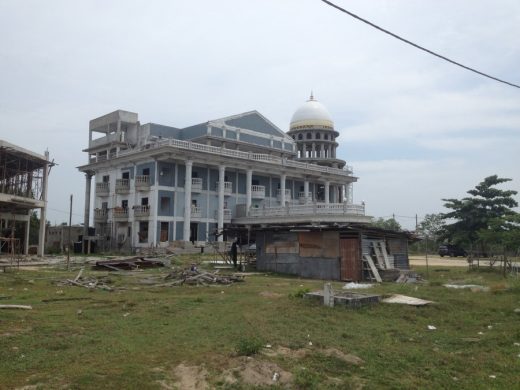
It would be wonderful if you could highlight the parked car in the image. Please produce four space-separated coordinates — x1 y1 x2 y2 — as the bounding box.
438 244 467 257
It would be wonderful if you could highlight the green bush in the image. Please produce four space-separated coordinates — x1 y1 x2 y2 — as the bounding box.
235 337 264 356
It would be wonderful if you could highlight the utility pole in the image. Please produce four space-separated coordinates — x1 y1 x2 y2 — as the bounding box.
415 214 418 231
67 194 72 270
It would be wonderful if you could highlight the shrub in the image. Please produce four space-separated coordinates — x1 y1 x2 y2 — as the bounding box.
235 337 264 356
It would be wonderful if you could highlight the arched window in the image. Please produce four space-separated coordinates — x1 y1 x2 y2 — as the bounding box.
315 133 321 140
298 134 303 140
324 134 329 140
306 133 312 140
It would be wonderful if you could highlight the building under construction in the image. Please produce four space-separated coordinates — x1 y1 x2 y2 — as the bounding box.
0 140 51 257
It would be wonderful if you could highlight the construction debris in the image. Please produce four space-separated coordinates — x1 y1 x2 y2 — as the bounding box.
56 273 114 291
164 268 244 286
94 257 165 271
342 282 374 290
395 271 424 284
382 294 433 306
0 304 33 310
305 289 381 308
444 284 489 292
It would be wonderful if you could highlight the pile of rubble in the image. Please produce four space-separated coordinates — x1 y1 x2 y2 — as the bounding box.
164 268 244 286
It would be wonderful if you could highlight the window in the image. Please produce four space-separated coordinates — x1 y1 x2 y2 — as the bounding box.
315 133 321 140
121 200 128 209
298 134 303 140
160 222 169 242
252 179 259 186
160 196 170 213
142 168 150 176
141 197 148 206
122 171 130 180
101 202 108 210
306 133 312 139
102 175 109 183
138 222 148 243
192 171 198 178
324 134 329 140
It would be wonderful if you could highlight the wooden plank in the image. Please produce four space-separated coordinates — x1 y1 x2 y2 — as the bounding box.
371 241 385 268
378 241 391 269
363 255 382 282
0 304 33 310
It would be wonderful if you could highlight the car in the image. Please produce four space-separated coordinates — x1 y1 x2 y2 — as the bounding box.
438 244 467 257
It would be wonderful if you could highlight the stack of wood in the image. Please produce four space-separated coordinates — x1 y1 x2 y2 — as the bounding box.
164 268 244 286
56 268 114 291
93 257 165 271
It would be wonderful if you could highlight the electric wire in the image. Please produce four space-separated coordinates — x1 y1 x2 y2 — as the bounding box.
320 0 520 89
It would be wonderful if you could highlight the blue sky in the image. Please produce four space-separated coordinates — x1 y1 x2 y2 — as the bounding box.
1 0 519 229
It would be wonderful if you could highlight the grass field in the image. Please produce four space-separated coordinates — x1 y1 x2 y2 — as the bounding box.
1 256 519 389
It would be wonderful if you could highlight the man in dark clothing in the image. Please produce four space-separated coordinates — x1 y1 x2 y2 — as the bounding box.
230 239 238 269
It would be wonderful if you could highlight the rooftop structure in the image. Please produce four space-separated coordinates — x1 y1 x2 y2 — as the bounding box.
78 97 371 251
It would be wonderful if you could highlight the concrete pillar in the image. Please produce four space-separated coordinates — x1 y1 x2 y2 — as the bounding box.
217 165 225 242
280 174 286 206
246 169 252 213
304 180 309 203
24 215 30 255
82 172 92 253
311 143 315 158
151 161 158 246
38 151 50 256
320 144 324 158
324 181 330 204
183 160 192 241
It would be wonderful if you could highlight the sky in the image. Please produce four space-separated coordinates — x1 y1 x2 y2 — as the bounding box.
1 0 519 230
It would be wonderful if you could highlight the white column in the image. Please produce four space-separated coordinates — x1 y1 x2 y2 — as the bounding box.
324 181 330 204
217 165 225 242
304 180 309 203
183 160 192 241
151 161 159 246
246 169 252 212
82 173 92 253
38 150 50 257
280 174 286 205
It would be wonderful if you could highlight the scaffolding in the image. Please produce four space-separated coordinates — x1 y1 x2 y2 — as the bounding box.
0 140 50 258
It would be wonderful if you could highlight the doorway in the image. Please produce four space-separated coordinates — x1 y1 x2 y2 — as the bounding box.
339 238 361 281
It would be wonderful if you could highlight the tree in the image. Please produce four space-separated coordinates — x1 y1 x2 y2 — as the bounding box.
441 175 518 251
372 217 402 231
417 213 445 242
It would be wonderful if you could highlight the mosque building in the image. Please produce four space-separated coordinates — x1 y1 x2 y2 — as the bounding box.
78 95 371 250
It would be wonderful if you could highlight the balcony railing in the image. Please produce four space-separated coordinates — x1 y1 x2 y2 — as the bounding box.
191 206 202 218
248 202 365 218
115 178 130 194
214 208 232 221
298 191 312 204
96 182 109 196
215 181 232 195
251 185 265 199
135 175 150 191
94 208 108 222
191 178 203 192
113 207 129 220
134 205 150 218
276 189 291 202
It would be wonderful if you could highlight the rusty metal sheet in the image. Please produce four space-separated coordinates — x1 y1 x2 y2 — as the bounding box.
340 238 361 281
265 240 299 254
299 232 324 257
322 231 339 258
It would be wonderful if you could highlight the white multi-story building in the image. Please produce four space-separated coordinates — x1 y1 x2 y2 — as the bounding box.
78 95 371 249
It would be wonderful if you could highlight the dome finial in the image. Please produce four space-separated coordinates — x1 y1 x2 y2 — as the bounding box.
309 91 314 101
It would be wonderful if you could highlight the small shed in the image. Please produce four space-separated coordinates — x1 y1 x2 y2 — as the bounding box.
255 225 415 281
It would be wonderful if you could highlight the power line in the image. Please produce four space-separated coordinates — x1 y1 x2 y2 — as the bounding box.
320 0 520 89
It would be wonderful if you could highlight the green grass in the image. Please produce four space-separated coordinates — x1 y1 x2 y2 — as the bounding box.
1 261 519 389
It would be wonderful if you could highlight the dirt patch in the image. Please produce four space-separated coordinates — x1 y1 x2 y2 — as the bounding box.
259 291 283 299
263 345 308 359
166 363 209 390
321 348 364 365
222 356 293 386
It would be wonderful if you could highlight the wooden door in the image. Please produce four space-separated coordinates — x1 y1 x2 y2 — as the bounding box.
340 238 361 281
